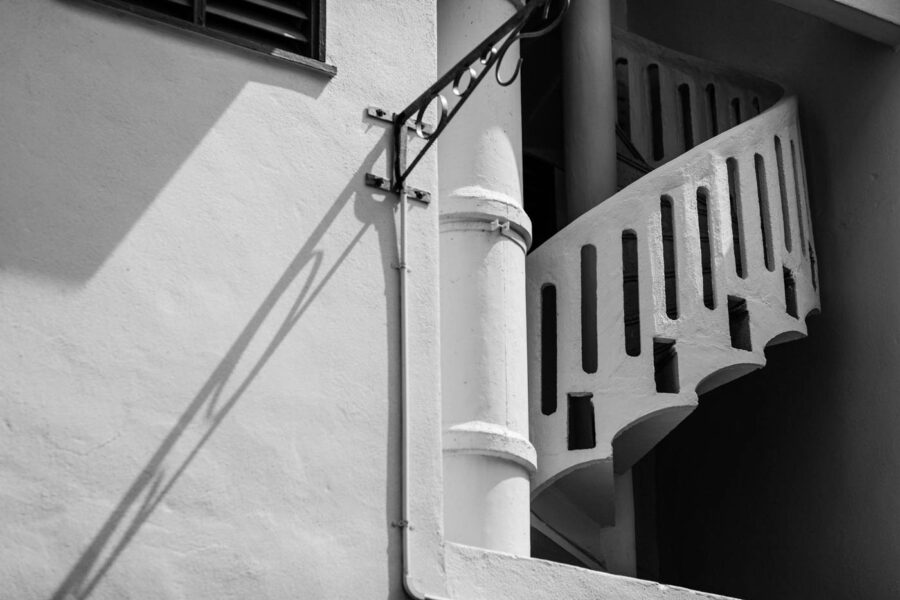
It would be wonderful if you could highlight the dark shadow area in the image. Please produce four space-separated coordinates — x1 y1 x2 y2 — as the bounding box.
49 137 399 599
727 296 752 351
521 17 565 251
652 339 679 394
541 284 558 415
622 230 641 357
581 244 599 373
530 527 590 569
567 393 597 451
0 1 327 283
633 336 831 600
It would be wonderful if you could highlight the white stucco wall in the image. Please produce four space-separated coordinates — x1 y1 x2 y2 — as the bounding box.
0 1 439 598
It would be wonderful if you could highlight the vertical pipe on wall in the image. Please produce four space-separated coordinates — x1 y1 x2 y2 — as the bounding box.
563 0 617 222
438 0 536 556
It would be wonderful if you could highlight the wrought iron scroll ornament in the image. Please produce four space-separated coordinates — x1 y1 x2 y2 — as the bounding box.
366 0 569 200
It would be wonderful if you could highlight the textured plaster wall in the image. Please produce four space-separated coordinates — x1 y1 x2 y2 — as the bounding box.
0 1 438 598
628 0 900 598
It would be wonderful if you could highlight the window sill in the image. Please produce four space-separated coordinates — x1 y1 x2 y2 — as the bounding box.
199 27 337 76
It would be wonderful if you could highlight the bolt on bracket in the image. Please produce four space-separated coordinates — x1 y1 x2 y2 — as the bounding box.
365 172 431 203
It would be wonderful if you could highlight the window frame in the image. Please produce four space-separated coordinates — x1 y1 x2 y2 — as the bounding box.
86 0 335 76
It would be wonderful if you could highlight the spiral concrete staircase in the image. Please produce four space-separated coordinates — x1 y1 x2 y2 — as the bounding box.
527 31 820 531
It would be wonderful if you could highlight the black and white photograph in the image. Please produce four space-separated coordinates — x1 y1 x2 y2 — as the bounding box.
1 0 894 598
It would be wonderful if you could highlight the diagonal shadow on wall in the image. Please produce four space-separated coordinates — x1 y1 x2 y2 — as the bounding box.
49 137 400 599
0 0 327 284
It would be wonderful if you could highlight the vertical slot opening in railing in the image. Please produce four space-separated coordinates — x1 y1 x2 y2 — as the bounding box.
678 83 694 151
790 140 807 254
616 58 631 137
754 153 775 272
775 136 793 253
731 97 742 126
696 188 716 309
653 339 680 393
798 142 814 256
783 267 798 318
622 230 641 357
568 393 596 450
581 245 598 374
727 295 752 351
660 196 678 319
752 97 761 115
706 84 719 136
810 245 818 290
648 64 664 161
727 157 747 278
541 284 558 415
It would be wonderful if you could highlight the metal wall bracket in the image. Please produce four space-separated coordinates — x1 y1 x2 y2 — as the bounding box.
363 0 569 199
365 172 431 204
365 107 432 202
366 107 434 136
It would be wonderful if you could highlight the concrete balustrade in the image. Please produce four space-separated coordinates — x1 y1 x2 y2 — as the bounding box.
527 95 820 529
612 29 783 168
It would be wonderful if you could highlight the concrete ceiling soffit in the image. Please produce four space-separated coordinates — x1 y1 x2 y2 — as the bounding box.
770 0 900 46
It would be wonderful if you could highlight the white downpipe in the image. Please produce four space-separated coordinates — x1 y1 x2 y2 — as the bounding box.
397 185 452 600
438 0 536 556
398 184 415 598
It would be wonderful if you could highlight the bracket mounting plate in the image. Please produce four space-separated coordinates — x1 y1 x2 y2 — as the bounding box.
365 172 431 204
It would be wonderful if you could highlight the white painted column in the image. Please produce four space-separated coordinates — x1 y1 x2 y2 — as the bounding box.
564 0 618 222
438 0 536 555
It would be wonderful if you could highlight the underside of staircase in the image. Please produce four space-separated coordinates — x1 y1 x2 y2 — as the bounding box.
526 30 820 535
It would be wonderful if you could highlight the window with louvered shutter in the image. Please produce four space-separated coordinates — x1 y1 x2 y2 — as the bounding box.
86 0 329 72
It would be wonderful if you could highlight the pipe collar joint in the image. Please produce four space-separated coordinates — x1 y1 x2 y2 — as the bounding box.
443 421 538 473
440 187 533 251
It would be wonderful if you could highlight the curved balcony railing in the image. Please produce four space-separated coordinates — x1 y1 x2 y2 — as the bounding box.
527 94 820 526
613 28 783 169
